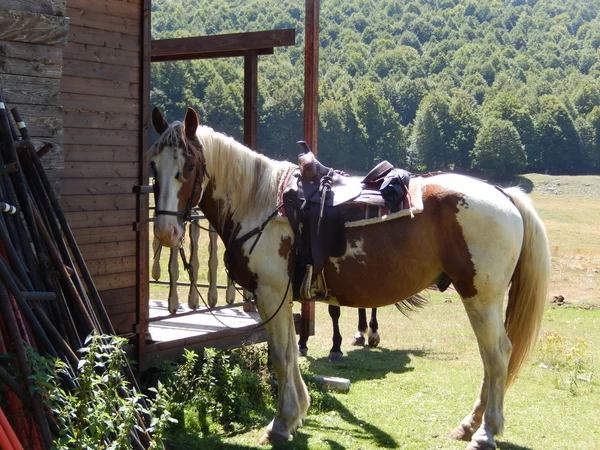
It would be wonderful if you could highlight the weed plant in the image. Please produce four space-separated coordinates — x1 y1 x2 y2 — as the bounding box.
28 334 159 449
534 331 595 395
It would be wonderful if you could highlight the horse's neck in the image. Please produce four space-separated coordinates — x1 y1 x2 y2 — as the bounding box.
199 130 288 243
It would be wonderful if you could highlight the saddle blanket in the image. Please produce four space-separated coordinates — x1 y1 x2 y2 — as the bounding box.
344 176 424 228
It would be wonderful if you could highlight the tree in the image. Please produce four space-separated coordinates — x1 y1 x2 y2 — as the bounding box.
533 95 583 174
408 92 453 171
471 118 525 177
354 82 406 170
449 90 482 171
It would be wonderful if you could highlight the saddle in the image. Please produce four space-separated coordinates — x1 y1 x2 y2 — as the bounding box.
283 141 411 300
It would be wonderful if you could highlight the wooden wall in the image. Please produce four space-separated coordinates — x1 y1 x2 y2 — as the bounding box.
0 1 69 188
60 0 145 334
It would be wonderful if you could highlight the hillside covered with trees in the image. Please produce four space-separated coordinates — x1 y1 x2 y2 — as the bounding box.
151 0 600 177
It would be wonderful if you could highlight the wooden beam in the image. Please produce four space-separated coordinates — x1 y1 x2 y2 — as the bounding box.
136 0 151 369
243 51 258 150
301 0 320 341
0 8 69 46
303 0 319 155
151 29 295 62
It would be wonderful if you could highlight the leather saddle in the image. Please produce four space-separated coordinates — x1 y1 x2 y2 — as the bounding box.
283 141 410 300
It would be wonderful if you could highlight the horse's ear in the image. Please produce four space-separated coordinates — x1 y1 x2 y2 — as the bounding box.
152 107 169 135
184 107 199 138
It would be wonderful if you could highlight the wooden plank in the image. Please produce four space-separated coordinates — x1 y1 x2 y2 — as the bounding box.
0 8 69 46
63 110 139 131
105 299 136 315
106 310 135 335
64 42 140 68
93 271 136 291
62 161 138 178
151 29 295 62
0 55 62 78
0 74 59 105
304 0 319 155
78 240 136 260
71 225 135 244
61 76 139 99
68 24 140 52
60 193 136 211
31 139 63 169
63 58 139 83
1 0 66 16
16 111 62 137
64 144 138 162
60 92 139 114
67 7 140 37
85 256 137 276
0 41 62 77
60 177 137 195
66 0 141 21
100 286 135 307
64 209 136 229
63 127 138 146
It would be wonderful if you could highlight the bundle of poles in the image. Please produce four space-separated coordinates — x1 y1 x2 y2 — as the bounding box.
0 94 155 449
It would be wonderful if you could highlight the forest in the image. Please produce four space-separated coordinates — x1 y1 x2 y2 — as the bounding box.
151 0 600 177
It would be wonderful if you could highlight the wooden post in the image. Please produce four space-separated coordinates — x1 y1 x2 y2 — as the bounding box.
136 0 151 367
301 0 320 340
244 50 259 150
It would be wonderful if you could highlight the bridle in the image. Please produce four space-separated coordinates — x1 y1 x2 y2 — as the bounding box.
152 150 205 223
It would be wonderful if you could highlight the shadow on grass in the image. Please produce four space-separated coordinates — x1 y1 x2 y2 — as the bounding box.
305 346 427 384
498 441 532 450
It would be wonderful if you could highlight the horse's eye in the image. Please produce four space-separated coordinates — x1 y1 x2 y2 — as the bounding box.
186 163 195 173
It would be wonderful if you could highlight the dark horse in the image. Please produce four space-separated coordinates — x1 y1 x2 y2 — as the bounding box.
298 306 381 361
150 108 550 450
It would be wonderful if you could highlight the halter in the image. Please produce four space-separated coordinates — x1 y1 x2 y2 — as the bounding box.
153 155 204 223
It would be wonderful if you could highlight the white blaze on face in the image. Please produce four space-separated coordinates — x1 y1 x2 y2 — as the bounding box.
329 237 367 273
152 146 185 247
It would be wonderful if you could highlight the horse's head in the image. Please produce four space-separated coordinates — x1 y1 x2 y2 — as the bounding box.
149 106 206 247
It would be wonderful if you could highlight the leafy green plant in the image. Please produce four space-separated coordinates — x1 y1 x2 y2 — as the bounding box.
28 334 161 450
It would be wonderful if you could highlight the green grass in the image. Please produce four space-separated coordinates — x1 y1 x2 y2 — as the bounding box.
151 174 600 449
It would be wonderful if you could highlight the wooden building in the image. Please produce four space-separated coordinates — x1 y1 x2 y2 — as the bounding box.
1 0 318 365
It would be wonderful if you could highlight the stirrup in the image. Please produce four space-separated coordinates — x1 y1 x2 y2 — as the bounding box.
300 264 313 300
312 272 327 298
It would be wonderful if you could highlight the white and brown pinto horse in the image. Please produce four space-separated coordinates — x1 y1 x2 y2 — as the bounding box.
149 107 550 450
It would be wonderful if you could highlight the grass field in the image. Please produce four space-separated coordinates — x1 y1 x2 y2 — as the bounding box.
152 174 600 450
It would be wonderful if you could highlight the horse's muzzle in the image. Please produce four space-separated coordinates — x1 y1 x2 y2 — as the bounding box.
154 219 182 248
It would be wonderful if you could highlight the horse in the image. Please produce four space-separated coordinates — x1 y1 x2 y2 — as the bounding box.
149 107 550 450
298 305 381 361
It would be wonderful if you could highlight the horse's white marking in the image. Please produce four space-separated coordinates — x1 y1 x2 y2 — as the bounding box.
329 238 367 273
427 174 523 298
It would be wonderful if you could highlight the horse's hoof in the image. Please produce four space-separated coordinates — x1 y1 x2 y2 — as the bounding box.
351 334 365 346
449 424 474 442
328 351 344 362
464 427 497 450
258 429 290 445
465 439 497 450
299 346 308 357
368 333 380 347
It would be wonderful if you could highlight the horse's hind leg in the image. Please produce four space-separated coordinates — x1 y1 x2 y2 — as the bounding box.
328 305 344 361
351 308 367 345
368 308 380 347
451 296 512 450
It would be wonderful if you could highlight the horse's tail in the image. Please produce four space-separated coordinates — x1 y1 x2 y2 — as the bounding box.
503 187 551 389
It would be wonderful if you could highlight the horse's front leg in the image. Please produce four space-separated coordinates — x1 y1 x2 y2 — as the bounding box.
256 285 310 445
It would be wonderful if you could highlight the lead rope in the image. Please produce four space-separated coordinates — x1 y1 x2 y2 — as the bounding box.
176 230 292 331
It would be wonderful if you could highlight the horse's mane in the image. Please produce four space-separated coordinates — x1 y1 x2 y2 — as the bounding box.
196 125 294 225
